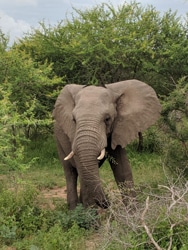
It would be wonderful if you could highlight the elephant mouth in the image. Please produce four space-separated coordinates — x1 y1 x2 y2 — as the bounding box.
64 148 106 161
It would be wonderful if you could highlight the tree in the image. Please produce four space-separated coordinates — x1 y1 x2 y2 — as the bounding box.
162 77 188 176
17 1 188 97
0 31 62 169
0 29 9 52
0 47 62 137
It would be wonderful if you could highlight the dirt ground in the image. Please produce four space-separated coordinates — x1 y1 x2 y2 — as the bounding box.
39 186 68 209
41 186 67 200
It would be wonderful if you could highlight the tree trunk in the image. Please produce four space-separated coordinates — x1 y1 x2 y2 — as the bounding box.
137 132 143 152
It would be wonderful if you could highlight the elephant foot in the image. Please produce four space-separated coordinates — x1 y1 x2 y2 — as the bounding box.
118 181 136 206
68 201 79 210
95 198 110 209
122 194 136 208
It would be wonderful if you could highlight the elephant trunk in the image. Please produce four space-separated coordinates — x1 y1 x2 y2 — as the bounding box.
72 120 109 208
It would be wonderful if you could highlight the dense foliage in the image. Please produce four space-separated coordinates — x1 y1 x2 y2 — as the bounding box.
0 184 88 249
0 33 62 169
17 2 188 96
162 77 188 176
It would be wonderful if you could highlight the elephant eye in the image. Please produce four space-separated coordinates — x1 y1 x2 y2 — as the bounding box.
104 116 111 125
72 115 76 123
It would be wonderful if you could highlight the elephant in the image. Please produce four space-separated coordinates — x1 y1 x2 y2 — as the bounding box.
53 79 161 210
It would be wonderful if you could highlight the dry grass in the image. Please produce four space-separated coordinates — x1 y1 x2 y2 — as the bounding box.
96 177 188 249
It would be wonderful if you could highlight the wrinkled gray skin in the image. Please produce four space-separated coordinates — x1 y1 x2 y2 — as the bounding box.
53 80 161 210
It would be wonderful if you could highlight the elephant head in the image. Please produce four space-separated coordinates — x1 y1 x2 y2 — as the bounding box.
53 80 161 209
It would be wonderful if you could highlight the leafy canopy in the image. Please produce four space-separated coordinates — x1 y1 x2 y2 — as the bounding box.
17 1 188 96
0 30 62 170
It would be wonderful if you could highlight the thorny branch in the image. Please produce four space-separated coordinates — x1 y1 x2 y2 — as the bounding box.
158 182 188 213
141 183 188 250
141 196 163 250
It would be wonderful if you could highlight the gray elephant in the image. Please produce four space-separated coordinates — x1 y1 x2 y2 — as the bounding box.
53 80 161 210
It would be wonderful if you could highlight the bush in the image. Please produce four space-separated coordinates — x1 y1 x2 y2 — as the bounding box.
141 126 163 153
0 87 30 171
99 181 188 249
0 181 96 248
129 126 163 153
162 77 188 177
13 223 86 250
57 204 99 230
0 184 65 245
0 186 43 244
164 139 188 177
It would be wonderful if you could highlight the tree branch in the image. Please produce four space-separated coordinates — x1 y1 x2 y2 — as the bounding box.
141 196 163 250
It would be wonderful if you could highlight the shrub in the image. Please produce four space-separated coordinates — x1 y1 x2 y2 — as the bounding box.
99 180 188 249
129 126 163 153
13 223 86 250
0 181 97 248
162 77 188 177
53 204 99 230
0 186 42 244
164 139 188 177
141 126 163 153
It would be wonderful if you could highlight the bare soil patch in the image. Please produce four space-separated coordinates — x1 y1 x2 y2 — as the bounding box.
41 186 67 199
39 186 67 209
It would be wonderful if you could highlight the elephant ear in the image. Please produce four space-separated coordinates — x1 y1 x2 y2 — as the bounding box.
107 80 162 150
53 84 84 141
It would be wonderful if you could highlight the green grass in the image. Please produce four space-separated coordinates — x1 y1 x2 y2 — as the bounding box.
100 149 166 189
0 135 166 191
0 135 65 189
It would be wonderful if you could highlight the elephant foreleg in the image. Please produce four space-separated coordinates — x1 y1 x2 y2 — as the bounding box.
63 162 78 209
56 138 78 210
107 145 136 204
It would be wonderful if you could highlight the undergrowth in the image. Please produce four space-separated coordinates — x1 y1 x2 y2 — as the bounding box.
0 184 96 249
1 136 187 249
98 180 188 250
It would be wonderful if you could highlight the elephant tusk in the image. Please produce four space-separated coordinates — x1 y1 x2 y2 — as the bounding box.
64 151 74 161
97 148 106 160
